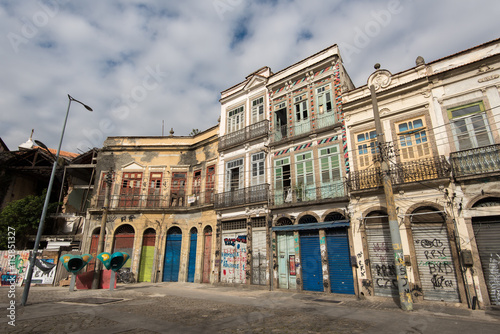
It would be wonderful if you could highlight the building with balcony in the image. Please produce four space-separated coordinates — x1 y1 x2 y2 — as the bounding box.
216 67 272 287
343 38 500 308
267 44 356 294
83 126 219 284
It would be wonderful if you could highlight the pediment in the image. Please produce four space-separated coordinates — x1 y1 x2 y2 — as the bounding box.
122 162 145 170
244 75 268 91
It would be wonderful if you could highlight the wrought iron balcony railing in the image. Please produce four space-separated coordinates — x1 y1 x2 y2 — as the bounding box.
348 156 450 191
450 144 500 178
271 114 341 144
270 181 347 207
219 120 269 151
92 190 215 210
214 184 269 209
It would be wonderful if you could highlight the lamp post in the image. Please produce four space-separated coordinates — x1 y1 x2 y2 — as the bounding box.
21 94 93 306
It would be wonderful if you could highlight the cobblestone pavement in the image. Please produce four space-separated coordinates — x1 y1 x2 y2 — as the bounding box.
1 283 499 334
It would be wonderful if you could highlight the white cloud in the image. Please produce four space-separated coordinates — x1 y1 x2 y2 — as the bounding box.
0 0 499 153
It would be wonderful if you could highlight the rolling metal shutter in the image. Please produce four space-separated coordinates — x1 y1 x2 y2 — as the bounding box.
326 229 355 294
473 220 500 305
366 227 398 297
252 228 267 285
163 234 182 282
300 231 323 292
412 224 460 302
113 233 134 268
187 232 197 283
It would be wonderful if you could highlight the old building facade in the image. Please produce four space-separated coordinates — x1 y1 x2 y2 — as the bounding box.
83 126 219 284
343 38 500 308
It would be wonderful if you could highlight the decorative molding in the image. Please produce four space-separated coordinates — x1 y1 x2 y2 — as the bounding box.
368 70 392 91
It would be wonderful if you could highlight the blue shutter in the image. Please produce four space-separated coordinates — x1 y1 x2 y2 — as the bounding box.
187 233 197 282
300 232 323 292
163 234 182 282
326 229 355 294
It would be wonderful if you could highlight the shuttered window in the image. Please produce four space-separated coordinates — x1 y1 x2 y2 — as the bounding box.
356 130 377 170
396 118 431 161
448 101 493 150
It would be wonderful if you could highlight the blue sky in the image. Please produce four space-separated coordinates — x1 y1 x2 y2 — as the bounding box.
1 0 499 153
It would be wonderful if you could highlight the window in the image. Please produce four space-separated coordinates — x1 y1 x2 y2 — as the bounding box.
227 105 245 133
274 101 288 141
356 130 378 169
120 172 143 207
316 84 333 115
319 146 343 198
192 170 201 195
226 158 244 191
294 94 308 122
251 152 265 186
295 151 315 201
205 165 215 203
147 172 162 207
396 118 431 161
448 102 493 150
251 97 265 123
170 172 186 206
274 157 291 204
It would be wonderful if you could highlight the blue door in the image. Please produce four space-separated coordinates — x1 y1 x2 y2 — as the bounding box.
187 232 197 282
300 231 323 292
326 229 355 294
163 229 182 282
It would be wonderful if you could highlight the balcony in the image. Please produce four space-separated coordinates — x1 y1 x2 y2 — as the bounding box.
270 182 347 207
219 120 269 151
271 114 341 144
92 190 214 210
214 184 269 209
450 144 500 179
348 156 450 191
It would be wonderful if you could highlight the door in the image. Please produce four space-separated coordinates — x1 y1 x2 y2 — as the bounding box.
202 228 212 283
187 230 197 282
473 217 500 305
252 228 267 285
326 228 355 294
113 225 135 269
294 94 310 135
277 232 296 289
163 228 182 282
138 230 156 282
274 158 291 205
221 231 247 284
300 231 323 292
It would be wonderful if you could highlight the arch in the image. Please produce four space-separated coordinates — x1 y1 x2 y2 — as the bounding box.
324 211 346 222
114 224 135 235
112 224 135 269
138 228 156 282
276 217 293 226
163 226 183 282
190 227 198 235
202 225 213 283
410 206 446 223
472 196 500 208
298 214 319 224
92 227 101 235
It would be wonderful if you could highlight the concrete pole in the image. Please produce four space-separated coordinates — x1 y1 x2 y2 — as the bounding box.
370 85 413 311
91 169 113 289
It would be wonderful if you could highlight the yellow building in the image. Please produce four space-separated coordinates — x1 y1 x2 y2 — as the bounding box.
82 126 219 283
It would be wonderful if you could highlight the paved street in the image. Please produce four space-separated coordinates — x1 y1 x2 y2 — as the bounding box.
1 282 499 333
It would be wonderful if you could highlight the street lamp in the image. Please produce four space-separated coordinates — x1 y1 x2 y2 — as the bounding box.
21 94 93 306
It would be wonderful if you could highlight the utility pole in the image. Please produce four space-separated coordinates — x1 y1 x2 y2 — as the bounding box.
91 169 113 289
370 84 413 311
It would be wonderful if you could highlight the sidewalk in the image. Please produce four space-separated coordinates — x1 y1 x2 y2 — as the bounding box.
1 282 499 333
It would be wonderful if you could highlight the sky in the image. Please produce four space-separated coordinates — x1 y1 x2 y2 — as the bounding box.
1 0 499 154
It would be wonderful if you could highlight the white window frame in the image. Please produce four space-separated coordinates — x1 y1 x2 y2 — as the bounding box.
251 96 265 124
225 158 244 191
316 84 334 115
294 94 308 122
227 105 245 133
448 101 493 150
251 152 265 186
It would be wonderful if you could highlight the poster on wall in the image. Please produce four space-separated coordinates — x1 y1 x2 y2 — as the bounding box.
30 259 56 284
289 255 296 276
0 250 30 286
